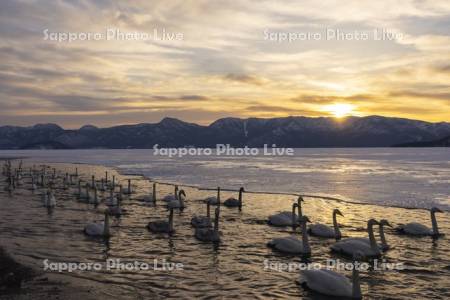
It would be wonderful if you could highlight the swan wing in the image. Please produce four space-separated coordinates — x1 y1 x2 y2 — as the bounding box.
191 216 211 228
301 269 352 297
401 222 433 235
224 198 239 206
84 222 104 236
309 224 335 238
343 237 369 244
268 213 295 226
204 196 219 205
162 194 176 202
269 237 304 254
148 220 169 232
331 239 374 257
167 200 184 209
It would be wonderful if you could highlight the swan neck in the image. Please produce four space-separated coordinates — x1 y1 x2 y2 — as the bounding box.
431 211 439 235
368 222 378 253
214 211 219 232
352 262 362 299
238 189 243 209
301 221 310 253
206 202 210 218
152 183 156 201
169 209 174 231
379 225 387 248
292 205 297 229
333 212 341 239
298 200 303 217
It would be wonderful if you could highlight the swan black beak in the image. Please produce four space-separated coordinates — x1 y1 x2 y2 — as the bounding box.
337 210 344 217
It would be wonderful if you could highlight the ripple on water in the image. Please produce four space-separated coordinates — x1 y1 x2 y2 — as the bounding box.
0 161 448 299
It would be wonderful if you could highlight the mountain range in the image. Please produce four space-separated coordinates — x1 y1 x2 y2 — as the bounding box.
0 115 449 149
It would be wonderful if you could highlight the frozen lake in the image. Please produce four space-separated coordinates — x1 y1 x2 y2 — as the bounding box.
1 148 449 210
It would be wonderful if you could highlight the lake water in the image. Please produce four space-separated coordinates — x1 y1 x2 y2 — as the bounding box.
2 148 449 209
0 148 449 299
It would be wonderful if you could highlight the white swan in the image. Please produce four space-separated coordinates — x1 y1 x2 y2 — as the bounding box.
195 207 221 242
147 208 175 233
267 215 311 255
106 198 124 216
62 176 69 190
109 175 116 190
88 175 96 189
45 189 56 208
203 187 221 205
106 189 119 206
330 219 381 259
84 211 110 237
191 199 212 228
345 219 392 252
90 186 99 206
301 252 363 299
308 209 343 239
30 176 37 191
223 187 244 210
122 179 132 195
140 182 157 203
162 185 178 202
98 178 106 192
78 183 90 202
167 190 186 211
268 197 303 227
396 207 443 237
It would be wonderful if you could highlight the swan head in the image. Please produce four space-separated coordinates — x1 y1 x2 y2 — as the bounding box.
292 202 299 210
178 189 186 199
379 219 392 227
297 196 304 202
367 219 380 227
239 187 245 192
431 207 443 213
299 215 311 224
333 209 344 217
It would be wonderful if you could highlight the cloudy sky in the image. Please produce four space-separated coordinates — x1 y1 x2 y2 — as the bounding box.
0 0 449 128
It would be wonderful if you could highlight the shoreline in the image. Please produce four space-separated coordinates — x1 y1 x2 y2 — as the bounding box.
17 159 448 213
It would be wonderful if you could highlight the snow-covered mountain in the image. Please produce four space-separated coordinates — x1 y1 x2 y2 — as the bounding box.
0 116 449 149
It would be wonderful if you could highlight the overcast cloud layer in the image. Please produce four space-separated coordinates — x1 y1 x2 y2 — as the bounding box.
0 0 449 128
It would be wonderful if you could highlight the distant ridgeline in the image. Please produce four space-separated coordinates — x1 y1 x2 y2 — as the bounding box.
0 116 449 149
392 135 450 147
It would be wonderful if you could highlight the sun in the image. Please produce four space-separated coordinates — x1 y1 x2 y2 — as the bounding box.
325 103 355 118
